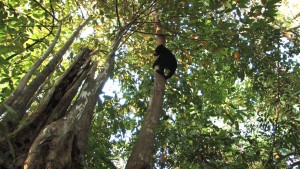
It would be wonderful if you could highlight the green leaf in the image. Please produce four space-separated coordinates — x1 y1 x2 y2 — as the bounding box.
0 56 7 65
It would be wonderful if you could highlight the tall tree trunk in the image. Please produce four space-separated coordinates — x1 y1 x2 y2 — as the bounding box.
125 11 166 169
0 17 91 134
0 48 93 168
0 22 62 117
0 17 129 168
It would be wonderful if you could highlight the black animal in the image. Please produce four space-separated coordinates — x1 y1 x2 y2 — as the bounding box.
152 45 177 79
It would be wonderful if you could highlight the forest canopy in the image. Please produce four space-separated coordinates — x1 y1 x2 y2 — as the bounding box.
0 0 300 168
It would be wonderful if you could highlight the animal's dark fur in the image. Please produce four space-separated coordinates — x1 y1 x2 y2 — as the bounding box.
152 45 177 79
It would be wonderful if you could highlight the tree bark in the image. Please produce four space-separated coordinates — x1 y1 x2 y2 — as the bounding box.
0 22 62 117
125 11 166 169
0 47 93 168
0 17 91 134
0 16 129 168
21 24 128 168
23 61 100 169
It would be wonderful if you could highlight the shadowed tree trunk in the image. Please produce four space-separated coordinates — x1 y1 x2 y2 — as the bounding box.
0 16 129 168
0 17 91 133
125 11 167 169
0 48 94 168
0 21 62 117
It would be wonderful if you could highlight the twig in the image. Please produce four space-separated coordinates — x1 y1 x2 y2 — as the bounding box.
33 0 58 21
116 0 122 27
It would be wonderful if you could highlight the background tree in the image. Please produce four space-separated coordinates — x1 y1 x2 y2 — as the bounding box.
1 0 300 168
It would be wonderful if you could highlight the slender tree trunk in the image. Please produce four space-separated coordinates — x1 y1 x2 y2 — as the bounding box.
0 17 91 134
125 11 166 169
0 22 62 117
0 48 93 168
0 17 129 168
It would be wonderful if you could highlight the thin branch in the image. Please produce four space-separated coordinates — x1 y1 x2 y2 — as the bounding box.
159 24 181 35
90 49 109 56
6 15 56 61
33 0 58 21
74 0 85 17
50 0 55 19
134 21 156 24
134 30 173 36
116 0 122 27
117 0 159 49
6 39 42 61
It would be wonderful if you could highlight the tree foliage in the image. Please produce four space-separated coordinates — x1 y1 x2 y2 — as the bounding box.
1 0 300 168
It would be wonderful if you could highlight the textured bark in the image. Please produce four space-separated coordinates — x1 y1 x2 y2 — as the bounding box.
0 22 62 117
125 11 166 169
22 25 127 168
0 18 91 134
0 17 129 167
125 76 166 169
0 48 92 168
24 60 97 169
